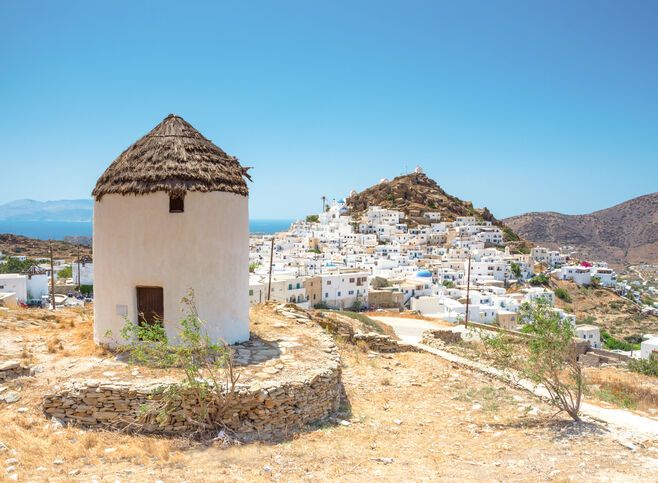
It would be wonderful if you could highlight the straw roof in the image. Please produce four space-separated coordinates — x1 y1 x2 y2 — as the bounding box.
93 114 250 200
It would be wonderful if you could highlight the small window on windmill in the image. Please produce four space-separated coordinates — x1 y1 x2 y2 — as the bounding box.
169 194 184 213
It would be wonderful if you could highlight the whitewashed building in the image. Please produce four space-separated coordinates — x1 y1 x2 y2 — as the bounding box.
92 114 252 346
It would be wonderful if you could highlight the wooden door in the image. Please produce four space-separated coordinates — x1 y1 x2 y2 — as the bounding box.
136 287 163 326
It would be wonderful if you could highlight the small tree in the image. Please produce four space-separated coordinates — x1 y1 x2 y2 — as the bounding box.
484 301 584 421
118 290 238 434
529 273 549 286
58 266 73 279
554 287 572 303
510 262 522 279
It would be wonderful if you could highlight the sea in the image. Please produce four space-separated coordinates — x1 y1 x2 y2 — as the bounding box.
0 219 294 240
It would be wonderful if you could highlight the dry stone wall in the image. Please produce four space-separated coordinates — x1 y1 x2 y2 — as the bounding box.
353 333 419 353
42 304 342 440
43 365 340 439
0 360 31 382
420 329 463 349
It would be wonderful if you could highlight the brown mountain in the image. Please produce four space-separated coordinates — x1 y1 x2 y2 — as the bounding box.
0 234 91 262
346 172 524 245
504 192 658 269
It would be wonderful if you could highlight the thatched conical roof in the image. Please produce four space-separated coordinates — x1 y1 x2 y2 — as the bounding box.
92 114 250 200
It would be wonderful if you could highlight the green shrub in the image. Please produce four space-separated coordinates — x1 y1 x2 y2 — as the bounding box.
305 214 319 223
624 334 643 345
502 226 520 242
58 266 73 279
79 284 93 295
628 358 658 377
554 287 572 303
0 257 39 274
115 290 237 432
483 301 584 421
529 273 549 286
600 330 640 351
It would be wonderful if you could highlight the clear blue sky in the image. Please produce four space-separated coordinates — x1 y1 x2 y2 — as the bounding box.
1 0 656 219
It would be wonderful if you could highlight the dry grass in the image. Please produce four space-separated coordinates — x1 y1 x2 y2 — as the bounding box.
47 336 64 353
585 366 658 413
1 304 657 481
552 280 658 338
0 409 181 476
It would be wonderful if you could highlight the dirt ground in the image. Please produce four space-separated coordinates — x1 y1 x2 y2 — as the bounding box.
1 306 658 481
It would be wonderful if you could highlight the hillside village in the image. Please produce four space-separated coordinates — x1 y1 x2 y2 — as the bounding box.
2 169 658 360
246 169 658 361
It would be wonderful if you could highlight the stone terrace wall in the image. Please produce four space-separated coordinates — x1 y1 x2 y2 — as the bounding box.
42 305 342 440
43 365 340 439
420 329 463 350
0 360 31 382
353 333 419 353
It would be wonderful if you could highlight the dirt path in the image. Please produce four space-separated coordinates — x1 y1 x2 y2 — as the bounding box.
369 316 449 343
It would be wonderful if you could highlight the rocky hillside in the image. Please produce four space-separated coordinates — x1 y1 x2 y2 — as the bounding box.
347 173 490 222
505 192 658 269
347 172 523 243
0 234 91 262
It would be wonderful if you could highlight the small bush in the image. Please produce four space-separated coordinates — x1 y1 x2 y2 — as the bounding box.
554 287 572 303
58 266 72 279
529 273 549 286
628 359 658 377
600 330 640 351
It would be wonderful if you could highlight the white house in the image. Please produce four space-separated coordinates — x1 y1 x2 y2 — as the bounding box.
72 256 94 286
266 274 309 308
576 325 601 349
321 270 369 309
559 265 592 286
248 275 266 305
0 274 27 302
92 114 252 346
640 337 658 360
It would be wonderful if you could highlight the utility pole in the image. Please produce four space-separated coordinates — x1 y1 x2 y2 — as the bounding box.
76 244 81 292
464 252 471 328
49 241 56 310
267 236 275 301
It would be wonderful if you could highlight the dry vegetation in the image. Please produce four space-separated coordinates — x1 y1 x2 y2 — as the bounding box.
584 366 658 414
552 279 658 338
1 306 657 481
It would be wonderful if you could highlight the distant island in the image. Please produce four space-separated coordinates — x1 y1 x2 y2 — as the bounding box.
0 199 292 239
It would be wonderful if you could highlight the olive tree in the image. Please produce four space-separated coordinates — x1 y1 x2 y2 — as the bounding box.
484 301 584 421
